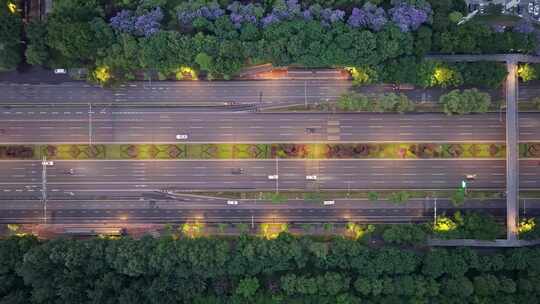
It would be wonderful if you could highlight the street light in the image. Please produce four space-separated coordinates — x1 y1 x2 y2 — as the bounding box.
41 157 54 224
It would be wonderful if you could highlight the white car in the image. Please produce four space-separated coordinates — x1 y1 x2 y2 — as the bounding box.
175 134 188 140
306 175 318 180
227 200 238 205
466 174 477 181
323 200 335 206
54 69 67 74
530 3 534 14
41 160 54 166
268 175 279 180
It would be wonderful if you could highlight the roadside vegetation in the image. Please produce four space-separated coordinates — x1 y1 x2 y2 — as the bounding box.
1 0 537 85
1 227 539 303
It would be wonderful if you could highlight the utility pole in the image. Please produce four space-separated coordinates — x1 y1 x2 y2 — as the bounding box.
41 157 48 224
88 103 93 146
304 80 308 108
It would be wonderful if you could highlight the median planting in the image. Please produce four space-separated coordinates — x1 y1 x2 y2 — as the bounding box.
3 142 536 160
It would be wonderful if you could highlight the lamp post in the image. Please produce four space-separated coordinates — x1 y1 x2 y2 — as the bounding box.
88 103 93 146
41 157 50 224
304 80 308 108
275 157 279 194
433 197 437 227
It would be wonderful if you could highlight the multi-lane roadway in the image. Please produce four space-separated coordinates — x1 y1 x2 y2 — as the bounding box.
1 106 540 143
1 159 539 200
1 197 538 224
0 80 350 107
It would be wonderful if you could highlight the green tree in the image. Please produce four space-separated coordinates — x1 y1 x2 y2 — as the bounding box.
440 89 491 115
195 52 213 72
0 0 23 70
235 277 259 299
368 191 379 201
451 188 466 206
518 64 537 82
382 224 427 246
24 20 50 66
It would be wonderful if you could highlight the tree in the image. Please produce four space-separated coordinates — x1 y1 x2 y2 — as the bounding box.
46 0 114 66
25 20 50 66
374 93 414 113
0 0 23 70
454 61 508 88
368 191 379 201
440 89 491 115
195 52 213 72
235 277 259 298
382 224 427 245
518 64 537 82
448 11 463 23
451 188 465 206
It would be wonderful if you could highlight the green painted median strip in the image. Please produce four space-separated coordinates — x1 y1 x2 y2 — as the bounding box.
2 142 537 160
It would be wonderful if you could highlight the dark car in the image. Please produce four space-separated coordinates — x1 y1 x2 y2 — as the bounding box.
231 168 244 175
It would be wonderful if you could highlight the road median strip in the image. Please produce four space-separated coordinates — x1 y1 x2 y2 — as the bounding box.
1 142 539 160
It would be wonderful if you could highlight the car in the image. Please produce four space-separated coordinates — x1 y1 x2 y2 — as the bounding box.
54 69 67 74
41 160 54 166
268 174 279 180
305 127 316 134
323 200 335 206
224 101 238 106
175 134 188 140
535 5 540 16
65 168 74 175
530 3 535 14
465 174 477 181
306 175 317 180
231 168 244 175
227 200 238 205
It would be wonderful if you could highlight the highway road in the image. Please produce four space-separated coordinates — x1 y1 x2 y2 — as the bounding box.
0 80 350 107
1 198 539 224
1 159 539 200
2 107 540 143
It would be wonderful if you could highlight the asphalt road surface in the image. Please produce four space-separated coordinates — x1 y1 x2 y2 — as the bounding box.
0 80 350 107
1 198 538 224
2 107 540 143
1 159 539 200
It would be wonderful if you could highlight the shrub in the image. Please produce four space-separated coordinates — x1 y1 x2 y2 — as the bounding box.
440 89 491 115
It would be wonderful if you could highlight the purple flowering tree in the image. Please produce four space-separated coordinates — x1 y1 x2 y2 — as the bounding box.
320 8 345 24
110 10 136 34
227 2 263 29
134 7 163 37
347 3 388 31
177 1 224 26
110 7 163 37
389 3 430 32
261 0 302 28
